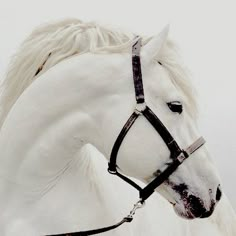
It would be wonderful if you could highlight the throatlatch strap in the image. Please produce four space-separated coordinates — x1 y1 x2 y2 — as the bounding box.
108 36 147 190
108 37 146 175
108 111 140 173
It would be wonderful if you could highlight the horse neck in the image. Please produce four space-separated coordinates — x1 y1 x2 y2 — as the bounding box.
0 52 130 190
0 53 131 231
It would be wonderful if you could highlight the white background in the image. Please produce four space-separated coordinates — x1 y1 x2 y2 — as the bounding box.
0 0 235 209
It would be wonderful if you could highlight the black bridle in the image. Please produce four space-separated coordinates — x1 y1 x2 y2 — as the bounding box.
108 37 205 202
47 37 205 236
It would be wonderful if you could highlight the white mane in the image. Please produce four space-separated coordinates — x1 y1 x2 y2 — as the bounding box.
0 18 197 129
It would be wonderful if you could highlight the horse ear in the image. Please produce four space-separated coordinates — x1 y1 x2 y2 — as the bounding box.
142 25 169 63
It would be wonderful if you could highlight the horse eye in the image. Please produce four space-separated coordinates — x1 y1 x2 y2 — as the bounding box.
158 61 162 65
167 101 183 114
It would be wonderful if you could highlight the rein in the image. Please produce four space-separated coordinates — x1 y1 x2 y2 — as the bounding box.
46 37 205 236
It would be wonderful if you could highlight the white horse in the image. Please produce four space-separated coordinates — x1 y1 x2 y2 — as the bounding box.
0 19 235 236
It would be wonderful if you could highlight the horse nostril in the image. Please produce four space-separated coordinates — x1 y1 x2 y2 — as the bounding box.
188 195 205 218
216 186 222 201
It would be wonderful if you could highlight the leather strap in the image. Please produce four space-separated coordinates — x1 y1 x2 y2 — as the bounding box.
46 217 132 236
132 37 145 104
142 106 182 158
46 200 145 236
108 111 140 173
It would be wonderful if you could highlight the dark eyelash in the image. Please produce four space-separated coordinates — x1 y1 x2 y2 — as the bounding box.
167 101 183 114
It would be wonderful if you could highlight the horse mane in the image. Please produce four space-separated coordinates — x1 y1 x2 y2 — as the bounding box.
0 18 197 129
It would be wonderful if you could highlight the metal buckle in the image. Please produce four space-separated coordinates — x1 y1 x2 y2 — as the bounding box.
132 36 142 56
108 164 117 174
125 199 145 221
177 152 187 163
134 102 146 114
108 169 117 175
